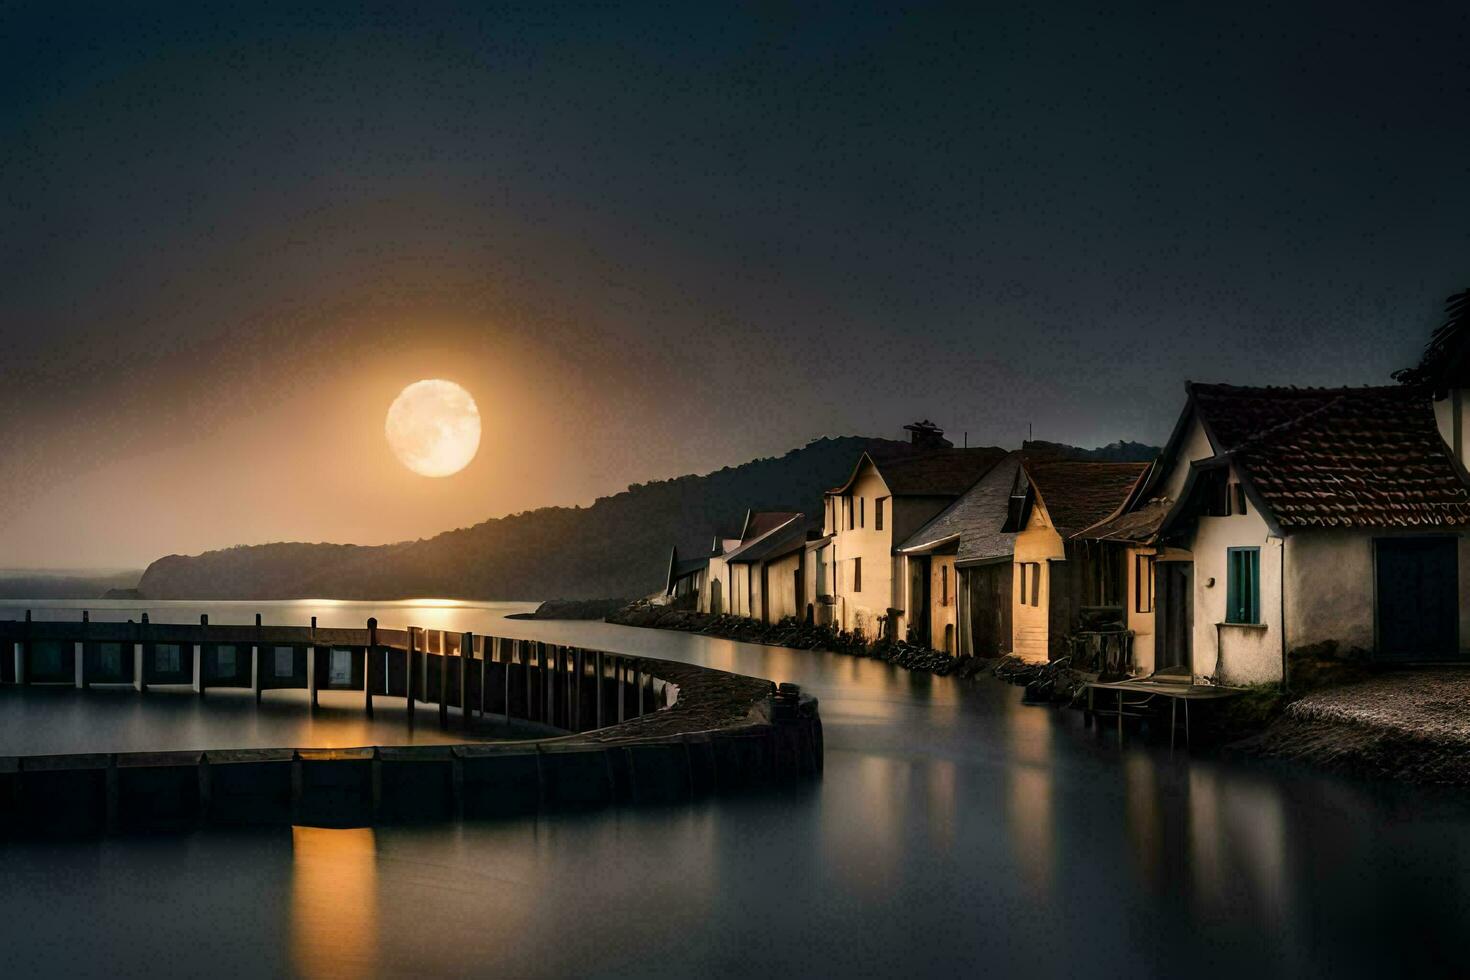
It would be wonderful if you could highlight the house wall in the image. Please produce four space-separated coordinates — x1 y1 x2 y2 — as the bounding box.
702 555 729 614
1190 491 1283 686
1285 529 1470 655
1432 390 1470 470
1160 413 1216 502
929 555 958 654
1012 501 1065 663
763 551 803 624
828 466 897 640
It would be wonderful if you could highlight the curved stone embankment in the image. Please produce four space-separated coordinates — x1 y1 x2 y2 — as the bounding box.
1236 672 1470 784
0 617 822 836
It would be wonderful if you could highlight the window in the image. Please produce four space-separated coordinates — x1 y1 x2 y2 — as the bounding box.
941 566 949 605
1135 555 1156 613
1018 562 1041 607
154 643 181 673
330 648 352 685
274 646 294 678
1232 483 1247 516
860 497 865 528
847 496 855 530
217 645 236 675
876 497 885 531
1226 547 1261 624
853 557 863 592
100 642 121 676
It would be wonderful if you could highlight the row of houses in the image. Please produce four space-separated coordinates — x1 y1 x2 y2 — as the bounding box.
664 324 1470 686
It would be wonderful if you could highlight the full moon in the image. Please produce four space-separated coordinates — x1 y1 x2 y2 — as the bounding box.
385 379 481 477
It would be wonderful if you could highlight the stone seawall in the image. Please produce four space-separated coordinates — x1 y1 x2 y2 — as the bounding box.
0 617 823 836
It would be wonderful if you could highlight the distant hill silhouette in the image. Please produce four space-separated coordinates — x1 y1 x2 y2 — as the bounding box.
1021 439 1160 462
137 435 1158 601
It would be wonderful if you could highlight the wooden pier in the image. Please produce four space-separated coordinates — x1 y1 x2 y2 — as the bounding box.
0 612 824 835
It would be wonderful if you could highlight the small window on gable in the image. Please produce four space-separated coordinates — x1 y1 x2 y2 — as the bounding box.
876 497 885 531
941 566 949 605
848 496 855 531
1018 562 1041 607
853 556 862 592
1232 483 1247 516
860 496 865 528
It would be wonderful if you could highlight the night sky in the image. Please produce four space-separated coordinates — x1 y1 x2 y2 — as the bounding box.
3 2 1469 569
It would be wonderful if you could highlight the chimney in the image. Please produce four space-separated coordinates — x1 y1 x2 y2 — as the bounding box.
903 419 952 450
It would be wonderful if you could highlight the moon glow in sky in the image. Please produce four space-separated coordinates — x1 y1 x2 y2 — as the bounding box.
385 380 481 477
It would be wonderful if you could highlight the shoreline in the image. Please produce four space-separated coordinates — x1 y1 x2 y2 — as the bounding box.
604 603 1470 787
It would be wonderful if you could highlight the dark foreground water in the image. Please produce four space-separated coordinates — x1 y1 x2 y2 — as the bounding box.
1 600 1467 979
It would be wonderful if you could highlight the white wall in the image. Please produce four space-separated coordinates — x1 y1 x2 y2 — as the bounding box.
1190 487 1283 686
828 465 896 640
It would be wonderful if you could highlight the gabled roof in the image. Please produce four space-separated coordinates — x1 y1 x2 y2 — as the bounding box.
1207 384 1470 528
828 447 1008 497
1020 459 1150 538
720 513 805 564
726 514 819 565
740 510 803 541
898 454 1022 564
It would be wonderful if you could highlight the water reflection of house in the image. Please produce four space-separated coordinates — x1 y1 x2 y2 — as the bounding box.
1080 382 1470 683
823 422 1008 641
895 453 1022 656
1002 458 1149 663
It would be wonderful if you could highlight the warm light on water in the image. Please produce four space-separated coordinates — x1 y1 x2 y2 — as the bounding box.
0 600 1467 976
292 827 378 980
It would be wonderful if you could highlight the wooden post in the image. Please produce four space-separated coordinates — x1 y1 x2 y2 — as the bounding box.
636 666 644 717
196 614 207 697
460 631 473 730
19 609 30 686
406 626 417 728
523 640 532 726
438 631 449 730
136 612 149 693
572 648 583 732
595 651 604 729
308 616 319 709
252 613 262 704
616 656 625 724
543 644 554 725
365 618 377 719
78 610 89 689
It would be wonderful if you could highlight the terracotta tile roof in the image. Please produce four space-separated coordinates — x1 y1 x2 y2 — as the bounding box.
1023 459 1149 537
1199 384 1470 528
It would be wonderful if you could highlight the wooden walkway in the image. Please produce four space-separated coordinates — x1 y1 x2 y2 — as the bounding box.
1085 678 1240 749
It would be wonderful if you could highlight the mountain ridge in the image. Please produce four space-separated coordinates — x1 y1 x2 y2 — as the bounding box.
135 435 1159 601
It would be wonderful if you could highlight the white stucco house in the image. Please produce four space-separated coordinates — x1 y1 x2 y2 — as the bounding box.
1080 382 1470 686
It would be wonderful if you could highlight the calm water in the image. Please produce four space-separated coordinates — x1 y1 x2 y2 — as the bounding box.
1 599 1467 978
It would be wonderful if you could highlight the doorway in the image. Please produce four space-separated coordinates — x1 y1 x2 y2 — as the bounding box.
1375 537 1459 662
1156 562 1193 674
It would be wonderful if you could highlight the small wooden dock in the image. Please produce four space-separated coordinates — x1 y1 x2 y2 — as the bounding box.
1085 677 1240 748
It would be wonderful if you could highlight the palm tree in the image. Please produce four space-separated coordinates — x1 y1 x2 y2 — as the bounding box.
1395 287 1470 396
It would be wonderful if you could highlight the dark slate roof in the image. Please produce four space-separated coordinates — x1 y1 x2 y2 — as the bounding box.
1023 459 1149 537
830 447 1008 498
726 515 818 564
898 454 1021 563
1200 384 1470 528
671 556 708 579
742 511 803 540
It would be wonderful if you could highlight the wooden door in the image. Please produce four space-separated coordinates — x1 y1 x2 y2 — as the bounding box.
965 563 1012 656
1156 562 1193 672
909 557 931 645
1375 537 1459 661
